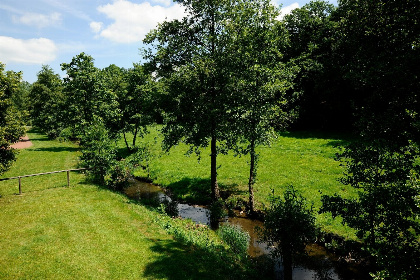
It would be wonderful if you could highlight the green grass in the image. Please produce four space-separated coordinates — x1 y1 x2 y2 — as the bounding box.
131 126 358 239
0 128 82 196
0 129 264 279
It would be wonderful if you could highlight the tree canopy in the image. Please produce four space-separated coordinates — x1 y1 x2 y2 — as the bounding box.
0 62 25 175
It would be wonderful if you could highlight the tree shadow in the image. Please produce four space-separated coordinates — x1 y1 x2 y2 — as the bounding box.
279 130 353 149
166 177 245 205
32 147 80 153
143 239 261 280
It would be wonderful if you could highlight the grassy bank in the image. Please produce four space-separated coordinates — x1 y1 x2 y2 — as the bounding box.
131 126 357 239
0 129 263 279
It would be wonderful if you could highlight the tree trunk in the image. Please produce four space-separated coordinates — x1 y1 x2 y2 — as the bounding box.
132 125 138 149
211 134 220 201
283 254 293 280
123 132 131 152
248 138 256 214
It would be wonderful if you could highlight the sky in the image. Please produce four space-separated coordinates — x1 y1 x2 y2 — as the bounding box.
0 0 338 83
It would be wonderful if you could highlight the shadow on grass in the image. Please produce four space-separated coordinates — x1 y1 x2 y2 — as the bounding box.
279 130 354 149
143 239 261 280
166 177 245 205
32 147 80 153
280 130 353 141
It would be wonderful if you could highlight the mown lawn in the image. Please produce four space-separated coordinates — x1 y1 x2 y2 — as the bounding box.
131 126 357 239
0 129 263 280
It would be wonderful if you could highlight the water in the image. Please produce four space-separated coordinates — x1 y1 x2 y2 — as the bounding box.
125 179 369 280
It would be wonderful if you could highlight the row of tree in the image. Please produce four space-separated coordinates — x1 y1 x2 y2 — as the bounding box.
1 0 419 278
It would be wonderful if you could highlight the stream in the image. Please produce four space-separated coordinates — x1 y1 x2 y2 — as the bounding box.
125 179 370 280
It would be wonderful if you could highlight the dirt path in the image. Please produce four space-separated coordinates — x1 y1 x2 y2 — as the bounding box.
11 135 33 149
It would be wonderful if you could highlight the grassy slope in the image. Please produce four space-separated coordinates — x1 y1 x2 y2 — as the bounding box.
133 126 357 239
0 129 259 280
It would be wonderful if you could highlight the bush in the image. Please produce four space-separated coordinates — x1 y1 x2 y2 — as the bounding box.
80 120 132 190
218 224 250 257
258 185 316 280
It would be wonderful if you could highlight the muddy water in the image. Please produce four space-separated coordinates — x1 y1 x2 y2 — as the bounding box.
125 179 369 280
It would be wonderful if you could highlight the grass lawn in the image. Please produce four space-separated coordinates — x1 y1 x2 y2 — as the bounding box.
132 126 358 239
0 129 262 279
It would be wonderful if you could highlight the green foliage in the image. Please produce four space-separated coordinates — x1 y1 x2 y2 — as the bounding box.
217 223 250 257
79 121 132 191
144 0 283 201
258 186 316 280
208 198 227 225
60 53 121 139
335 0 420 141
316 1 420 278
282 0 349 130
154 213 261 279
321 140 420 279
0 62 25 175
225 0 298 213
28 65 65 138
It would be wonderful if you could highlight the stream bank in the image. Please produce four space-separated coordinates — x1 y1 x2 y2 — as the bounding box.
125 178 371 279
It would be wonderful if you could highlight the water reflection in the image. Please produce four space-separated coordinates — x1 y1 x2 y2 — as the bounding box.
125 179 369 280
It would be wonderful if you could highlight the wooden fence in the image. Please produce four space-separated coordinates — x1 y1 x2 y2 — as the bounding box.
0 168 88 195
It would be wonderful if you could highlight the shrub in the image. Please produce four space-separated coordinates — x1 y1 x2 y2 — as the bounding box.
80 120 132 190
218 223 250 257
258 185 316 280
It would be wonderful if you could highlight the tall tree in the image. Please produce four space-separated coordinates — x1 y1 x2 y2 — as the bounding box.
143 0 244 200
122 64 157 151
0 62 25 174
61 53 102 137
99 64 126 140
226 0 297 213
28 65 64 138
321 1 420 278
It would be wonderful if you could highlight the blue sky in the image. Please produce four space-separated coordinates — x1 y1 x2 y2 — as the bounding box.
0 0 337 83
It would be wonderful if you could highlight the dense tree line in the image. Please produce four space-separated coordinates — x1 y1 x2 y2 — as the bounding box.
2 0 419 278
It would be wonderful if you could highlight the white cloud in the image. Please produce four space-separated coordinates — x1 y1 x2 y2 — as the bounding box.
279 3 300 20
13 12 62 29
90 21 104 33
0 36 58 64
151 0 172 7
93 0 186 43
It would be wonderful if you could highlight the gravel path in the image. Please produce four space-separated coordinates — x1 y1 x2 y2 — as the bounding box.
11 135 33 149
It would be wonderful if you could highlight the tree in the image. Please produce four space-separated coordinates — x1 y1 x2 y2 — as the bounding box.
0 62 25 174
320 1 420 278
122 64 157 151
99 64 126 140
28 65 65 138
334 0 420 142
282 1 352 130
143 0 246 200
61 53 113 138
226 0 297 213
11 81 31 123
259 186 316 280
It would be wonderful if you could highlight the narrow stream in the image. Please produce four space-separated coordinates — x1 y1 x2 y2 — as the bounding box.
125 179 369 280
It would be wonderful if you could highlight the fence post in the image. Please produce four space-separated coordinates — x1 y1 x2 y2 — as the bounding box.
18 176 22 195
67 170 70 187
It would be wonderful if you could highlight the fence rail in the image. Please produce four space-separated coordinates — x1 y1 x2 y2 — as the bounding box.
0 168 88 195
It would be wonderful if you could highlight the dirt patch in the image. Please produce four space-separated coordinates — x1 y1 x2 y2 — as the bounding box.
11 135 33 149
